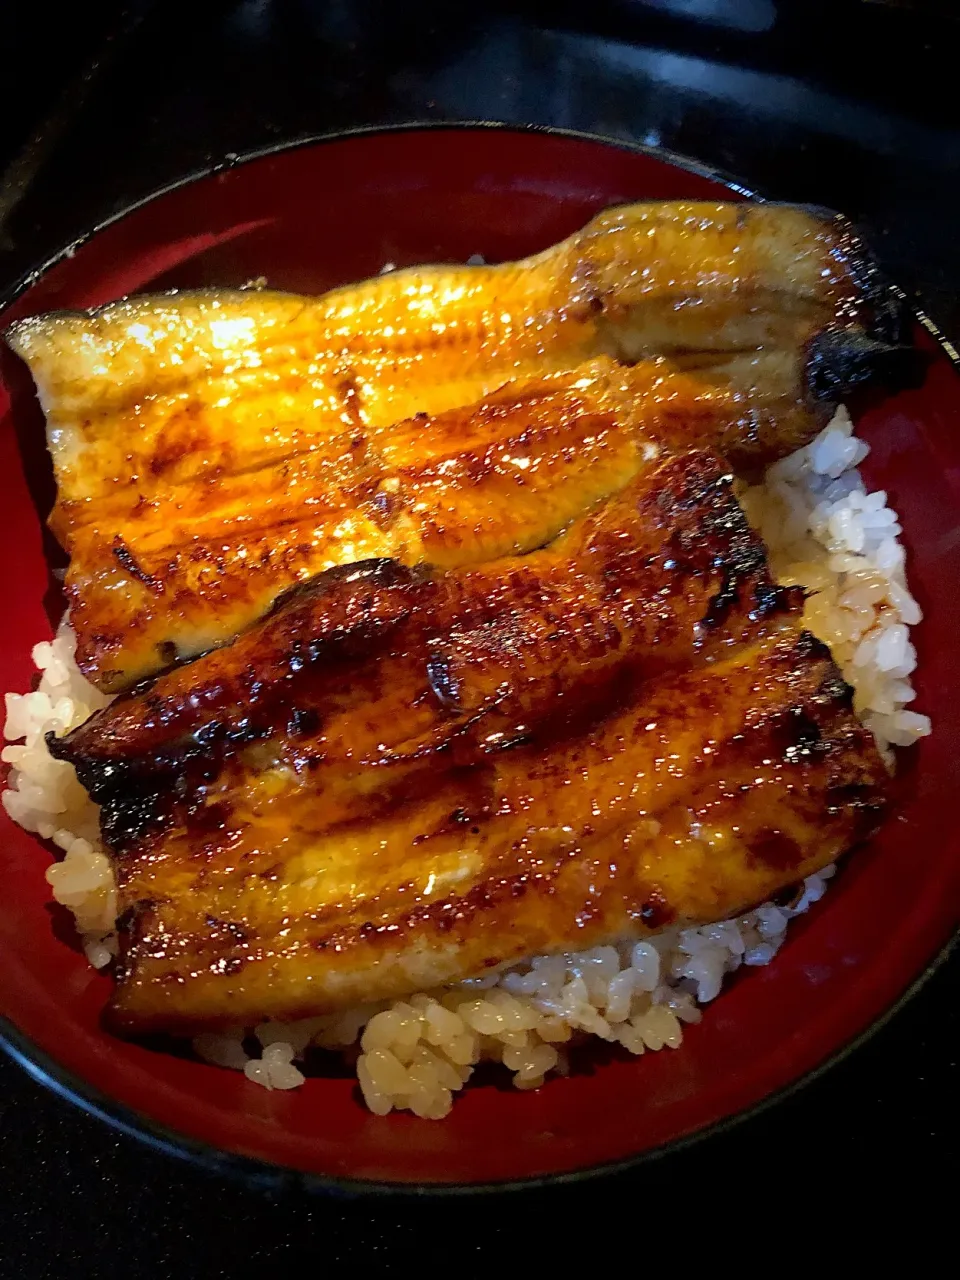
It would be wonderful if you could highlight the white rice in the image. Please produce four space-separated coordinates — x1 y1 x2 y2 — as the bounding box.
0 408 931 1118
739 405 930 756
1 625 117 967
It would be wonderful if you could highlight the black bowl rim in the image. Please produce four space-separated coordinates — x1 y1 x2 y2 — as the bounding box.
0 119 956 1199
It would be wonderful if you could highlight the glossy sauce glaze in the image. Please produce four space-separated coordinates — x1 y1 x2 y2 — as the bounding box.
50 353 830 692
5 201 909 692
53 449 888 1034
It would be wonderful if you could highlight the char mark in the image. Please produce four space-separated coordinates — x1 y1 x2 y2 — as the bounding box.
816 209 912 345
771 706 824 762
112 537 163 593
265 558 417 618
805 328 927 402
46 726 222 854
749 580 796 622
426 650 461 711
701 566 742 629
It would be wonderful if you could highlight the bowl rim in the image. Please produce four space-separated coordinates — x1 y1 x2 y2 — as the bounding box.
0 119 956 1197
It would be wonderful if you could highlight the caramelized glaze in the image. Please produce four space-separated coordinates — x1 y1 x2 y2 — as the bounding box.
7 200 895 690
52 354 829 690
53 451 888 1033
13 201 902 1034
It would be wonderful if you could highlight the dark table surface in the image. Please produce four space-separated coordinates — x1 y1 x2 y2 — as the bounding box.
0 1 957 1269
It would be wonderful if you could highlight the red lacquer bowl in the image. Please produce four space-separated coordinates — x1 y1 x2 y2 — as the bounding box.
0 126 957 1193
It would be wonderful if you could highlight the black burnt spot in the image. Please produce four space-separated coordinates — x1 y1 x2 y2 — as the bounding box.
50 738 181 852
700 542 767 629
99 790 170 854
795 630 833 664
744 826 803 871
172 749 223 794
773 706 825 762
151 642 179 672
640 889 674 929
665 463 733 518
115 900 151 937
750 580 796 622
426 652 461 710
701 568 741 629
804 327 927 401
287 707 320 737
112 537 163 593
184 800 229 836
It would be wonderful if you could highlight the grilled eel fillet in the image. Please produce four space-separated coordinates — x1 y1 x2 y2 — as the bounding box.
6 201 915 692
6 203 906 513
52 450 889 1034
52 353 831 691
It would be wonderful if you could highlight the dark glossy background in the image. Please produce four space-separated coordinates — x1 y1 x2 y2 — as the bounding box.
0 0 957 1269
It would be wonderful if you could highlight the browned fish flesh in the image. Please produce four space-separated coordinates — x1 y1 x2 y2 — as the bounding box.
5 201 915 693
51 350 833 692
52 450 889 1034
6 201 905 511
